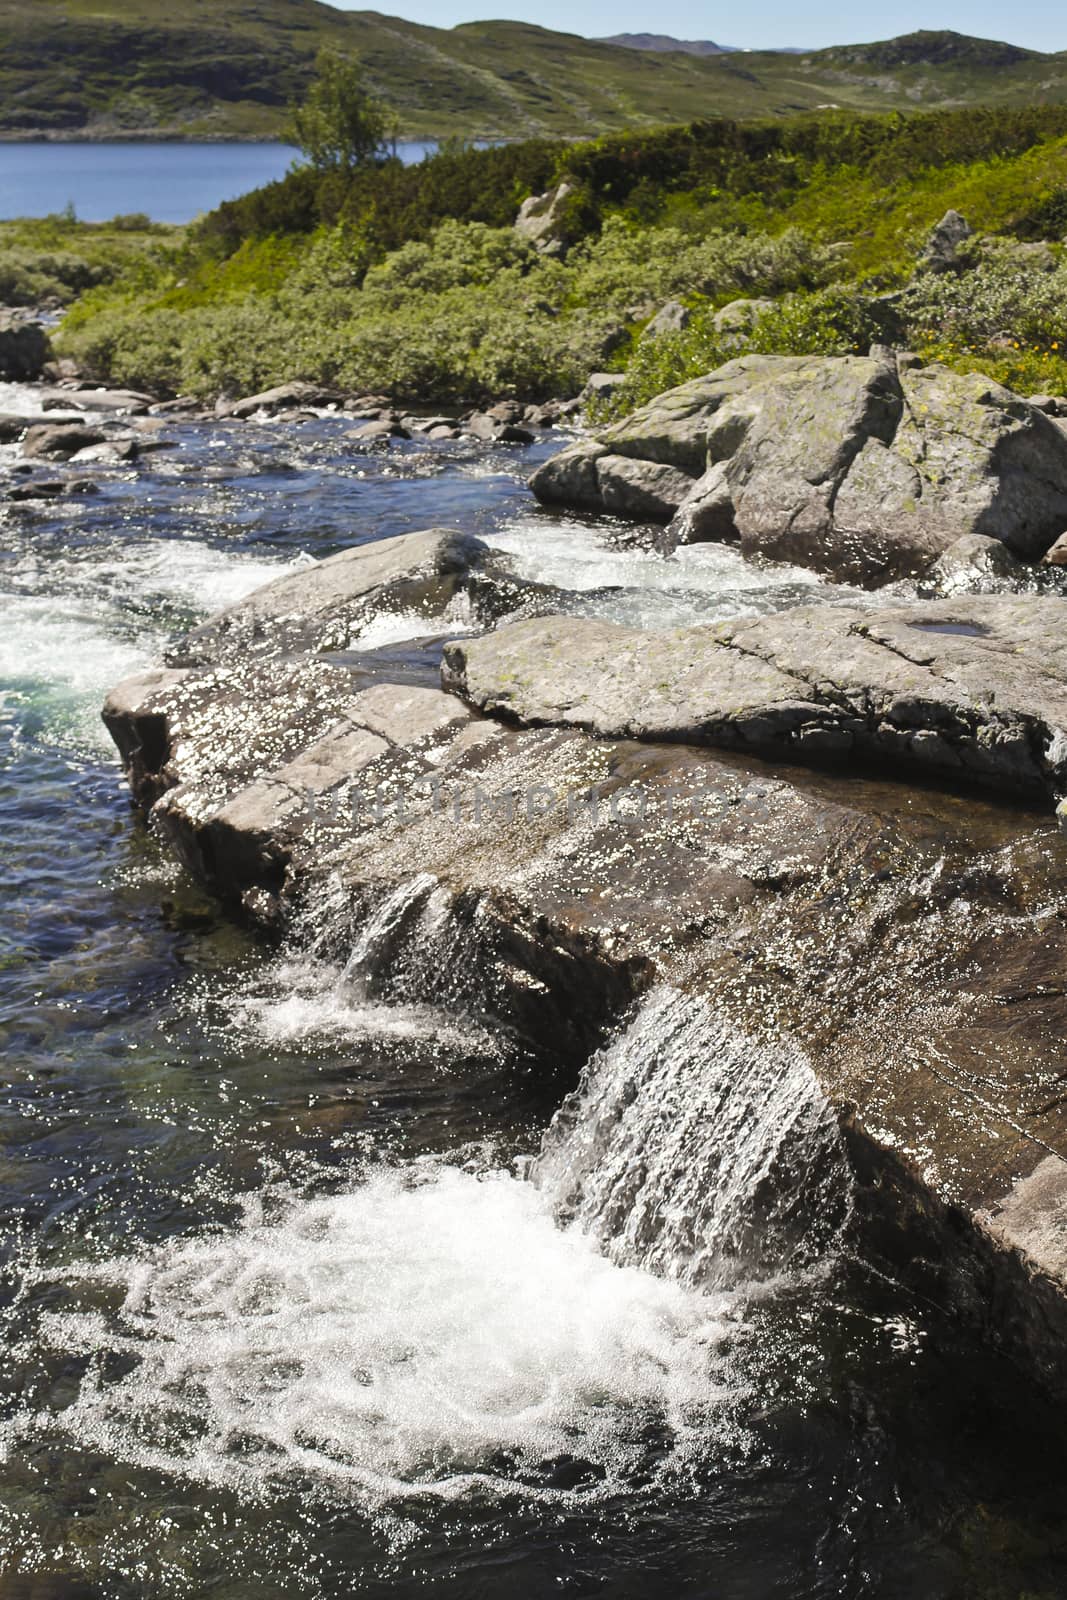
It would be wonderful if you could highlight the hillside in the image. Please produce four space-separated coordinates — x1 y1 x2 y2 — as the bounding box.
3 4 1067 142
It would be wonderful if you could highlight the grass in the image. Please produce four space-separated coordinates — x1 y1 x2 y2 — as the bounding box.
0 212 183 306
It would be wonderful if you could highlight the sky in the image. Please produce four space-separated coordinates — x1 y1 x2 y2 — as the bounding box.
328 0 1064 52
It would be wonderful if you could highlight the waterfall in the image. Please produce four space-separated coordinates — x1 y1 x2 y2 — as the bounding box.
531 986 850 1288
227 873 498 1054
339 872 441 996
11 980 850 1507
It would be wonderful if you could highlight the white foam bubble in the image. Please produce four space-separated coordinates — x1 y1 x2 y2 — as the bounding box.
349 592 476 651
229 954 494 1054
1 539 308 752
0 592 152 751
0 381 48 417
485 518 866 630
25 1162 739 1506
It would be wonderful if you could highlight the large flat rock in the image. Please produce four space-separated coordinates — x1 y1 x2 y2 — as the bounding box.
101 538 1067 1397
442 595 1067 802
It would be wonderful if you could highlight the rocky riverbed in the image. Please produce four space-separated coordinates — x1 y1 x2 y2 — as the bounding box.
5 368 1067 1597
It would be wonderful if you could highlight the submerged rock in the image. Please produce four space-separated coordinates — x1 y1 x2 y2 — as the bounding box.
530 353 1067 585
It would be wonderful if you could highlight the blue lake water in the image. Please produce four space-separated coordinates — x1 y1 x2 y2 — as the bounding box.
0 141 438 223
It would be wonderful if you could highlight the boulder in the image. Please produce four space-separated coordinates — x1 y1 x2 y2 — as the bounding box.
579 372 627 404
0 414 30 444
443 595 1067 802
0 312 50 381
465 413 535 444
924 533 1030 594
347 417 410 441
642 300 691 339
595 455 697 521
922 208 973 272
20 422 109 461
530 353 1067 585
712 296 775 344
662 461 738 548
514 182 576 254
40 387 154 414
166 526 520 668
223 381 337 420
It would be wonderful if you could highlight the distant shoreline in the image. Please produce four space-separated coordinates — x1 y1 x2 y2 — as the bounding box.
0 131 474 146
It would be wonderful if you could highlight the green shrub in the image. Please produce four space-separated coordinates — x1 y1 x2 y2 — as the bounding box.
898 248 1067 350
744 284 886 356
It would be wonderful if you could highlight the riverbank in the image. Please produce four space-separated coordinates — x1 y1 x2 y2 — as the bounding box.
23 108 1067 413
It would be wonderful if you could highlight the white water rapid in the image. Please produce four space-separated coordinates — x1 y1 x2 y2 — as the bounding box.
9 979 848 1509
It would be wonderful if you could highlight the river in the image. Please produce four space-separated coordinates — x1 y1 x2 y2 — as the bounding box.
1 388 1066 1597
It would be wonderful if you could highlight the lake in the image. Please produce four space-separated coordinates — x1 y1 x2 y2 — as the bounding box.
0 140 439 223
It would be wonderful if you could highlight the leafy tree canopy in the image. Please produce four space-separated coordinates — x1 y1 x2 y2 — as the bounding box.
285 50 397 175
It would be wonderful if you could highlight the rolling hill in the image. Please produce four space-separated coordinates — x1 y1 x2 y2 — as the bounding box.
1 3 1066 142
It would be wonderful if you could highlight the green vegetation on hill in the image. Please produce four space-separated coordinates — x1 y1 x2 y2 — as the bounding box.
5 2 1067 142
41 105 1067 404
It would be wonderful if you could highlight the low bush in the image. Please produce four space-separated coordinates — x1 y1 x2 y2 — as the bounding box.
51 107 1067 408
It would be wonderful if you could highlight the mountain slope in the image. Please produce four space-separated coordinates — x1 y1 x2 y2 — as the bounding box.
597 34 736 56
2 5 1066 141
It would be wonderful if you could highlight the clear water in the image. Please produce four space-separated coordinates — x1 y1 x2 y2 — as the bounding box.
2 394 1067 1598
0 142 442 223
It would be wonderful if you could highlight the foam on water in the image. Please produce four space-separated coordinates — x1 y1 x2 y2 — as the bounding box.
229 953 496 1055
17 1160 739 1506
9 985 851 1514
0 380 47 417
486 518 859 629
219 876 497 1053
0 538 308 751
6 536 310 619
347 594 476 651
0 592 152 751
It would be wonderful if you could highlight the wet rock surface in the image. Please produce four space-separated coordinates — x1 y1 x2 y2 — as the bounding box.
530 352 1067 585
165 527 536 668
444 596 1067 802
103 523 1067 1395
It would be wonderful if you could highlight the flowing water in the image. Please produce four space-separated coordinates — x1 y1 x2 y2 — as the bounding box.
2 391 1067 1597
